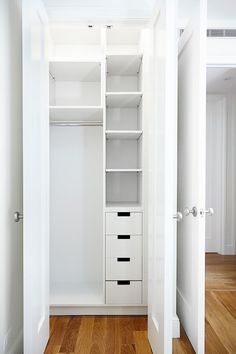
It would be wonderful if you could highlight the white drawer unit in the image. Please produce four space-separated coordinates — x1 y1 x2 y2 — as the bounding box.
106 256 142 280
106 281 142 305
105 212 142 235
106 235 142 258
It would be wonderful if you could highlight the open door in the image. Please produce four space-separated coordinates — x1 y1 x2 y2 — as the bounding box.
148 0 177 353
22 0 49 353
177 1 207 353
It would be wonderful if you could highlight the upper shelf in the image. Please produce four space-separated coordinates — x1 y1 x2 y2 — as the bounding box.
106 130 142 140
49 61 101 82
106 55 142 76
106 92 142 108
50 106 103 122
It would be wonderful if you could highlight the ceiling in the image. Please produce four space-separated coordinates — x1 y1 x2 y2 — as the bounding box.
207 67 236 94
42 0 157 22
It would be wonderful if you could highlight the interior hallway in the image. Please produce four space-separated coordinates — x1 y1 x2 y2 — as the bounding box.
45 253 236 353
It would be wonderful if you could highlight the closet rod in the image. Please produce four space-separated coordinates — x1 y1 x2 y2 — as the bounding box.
50 121 103 126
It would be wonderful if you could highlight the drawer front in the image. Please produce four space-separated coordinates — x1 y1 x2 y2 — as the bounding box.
106 235 142 258
106 257 142 280
106 212 142 235
106 281 142 304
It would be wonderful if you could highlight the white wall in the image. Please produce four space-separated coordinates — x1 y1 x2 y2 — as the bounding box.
206 94 236 255
0 0 23 353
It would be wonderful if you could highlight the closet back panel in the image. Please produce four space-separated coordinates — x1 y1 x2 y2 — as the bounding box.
50 126 103 286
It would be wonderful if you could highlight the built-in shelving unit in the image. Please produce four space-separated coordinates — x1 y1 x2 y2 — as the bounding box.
49 26 146 313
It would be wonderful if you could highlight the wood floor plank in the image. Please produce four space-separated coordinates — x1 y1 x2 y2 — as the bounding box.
60 316 82 353
205 319 228 354
172 326 195 354
119 316 134 346
74 316 94 354
89 316 106 354
133 330 152 354
206 290 236 353
104 316 120 354
45 316 71 354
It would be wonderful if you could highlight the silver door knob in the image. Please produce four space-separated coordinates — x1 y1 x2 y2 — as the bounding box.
173 212 183 222
200 208 214 216
14 211 23 222
184 206 198 217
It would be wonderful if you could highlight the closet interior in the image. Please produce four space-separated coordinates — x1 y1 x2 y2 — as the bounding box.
49 25 149 314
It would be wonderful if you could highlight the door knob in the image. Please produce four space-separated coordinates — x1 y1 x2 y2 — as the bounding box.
173 212 183 222
184 206 198 217
14 211 23 222
200 208 214 216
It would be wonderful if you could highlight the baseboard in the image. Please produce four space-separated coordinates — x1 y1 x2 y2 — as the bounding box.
172 315 180 338
50 305 148 316
222 244 235 255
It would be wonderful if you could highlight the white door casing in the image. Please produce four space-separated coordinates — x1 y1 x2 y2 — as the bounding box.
22 0 49 353
148 0 177 353
177 1 207 353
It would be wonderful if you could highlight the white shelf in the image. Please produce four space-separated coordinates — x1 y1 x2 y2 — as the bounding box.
106 130 142 140
106 92 142 108
106 169 142 173
105 202 143 211
106 55 142 75
50 282 104 306
50 106 103 122
49 61 101 82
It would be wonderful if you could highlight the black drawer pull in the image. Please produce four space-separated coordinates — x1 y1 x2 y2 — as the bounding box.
117 212 130 217
117 257 130 262
117 281 130 285
117 235 130 239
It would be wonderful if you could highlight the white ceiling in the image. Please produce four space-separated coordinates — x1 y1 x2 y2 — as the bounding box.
42 0 236 26
42 0 157 22
207 67 236 94
178 0 236 28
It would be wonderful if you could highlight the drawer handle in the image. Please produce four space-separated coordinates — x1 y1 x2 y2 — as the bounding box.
117 281 130 285
117 235 130 239
117 212 130 217
117 257 130 262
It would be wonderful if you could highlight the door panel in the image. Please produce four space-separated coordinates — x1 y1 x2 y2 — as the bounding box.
22 1 49 353
148 0 177 353
177 2 207 353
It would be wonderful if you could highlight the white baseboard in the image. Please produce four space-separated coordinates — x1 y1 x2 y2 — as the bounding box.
172 315 180 338
50 305 148 316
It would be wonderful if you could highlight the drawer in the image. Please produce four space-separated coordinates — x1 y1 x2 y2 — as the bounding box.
106 256 142 280
106 281 142 304
106 235 142 258
106 212 142 235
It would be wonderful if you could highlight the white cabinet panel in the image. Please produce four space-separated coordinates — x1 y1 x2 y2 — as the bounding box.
106 256 142 280
106 235 142 258
106 212 142 235
106 281 142 305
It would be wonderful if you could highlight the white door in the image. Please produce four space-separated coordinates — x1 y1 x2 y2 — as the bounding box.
22 0 49 353
148 0 177 353
177 1 207 353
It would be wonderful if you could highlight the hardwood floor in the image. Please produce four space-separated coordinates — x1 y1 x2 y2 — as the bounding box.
45 315 152 354
173 253 236 354
45 253 236 353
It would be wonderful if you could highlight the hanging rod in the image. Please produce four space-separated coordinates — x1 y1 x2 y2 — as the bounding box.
50 121 103 127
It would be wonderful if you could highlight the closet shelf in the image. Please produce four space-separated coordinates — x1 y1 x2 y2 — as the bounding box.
50 106 103 122
106 130 142 140
49 61 101 82
50 282 104 306
106 169 142 173
106 92 142 108
105 202 143 211
106 54 143 75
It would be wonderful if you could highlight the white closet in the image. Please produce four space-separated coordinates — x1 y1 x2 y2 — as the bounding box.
49 26 147 314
